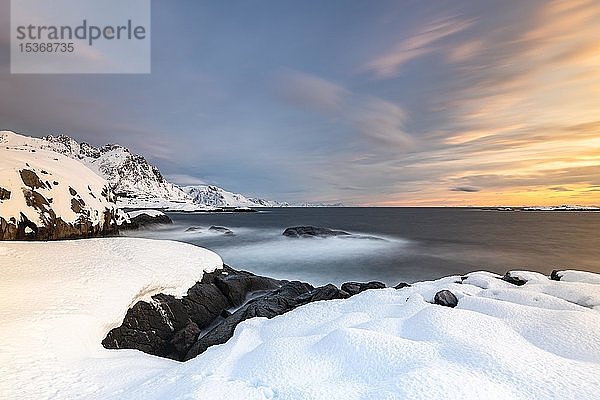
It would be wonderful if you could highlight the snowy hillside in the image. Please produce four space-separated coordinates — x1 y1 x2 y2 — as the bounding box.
0 131 121 239
1 235 598 399
182 185 289 208
42 135 204 210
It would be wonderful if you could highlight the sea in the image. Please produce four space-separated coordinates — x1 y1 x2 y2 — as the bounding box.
123 207 600 286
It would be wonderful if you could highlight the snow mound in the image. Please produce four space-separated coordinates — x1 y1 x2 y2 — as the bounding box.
0 237 222 399
1 242 599 400
0 131 121 239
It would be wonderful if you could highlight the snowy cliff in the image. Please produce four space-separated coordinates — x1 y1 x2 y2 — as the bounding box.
0 131 122 240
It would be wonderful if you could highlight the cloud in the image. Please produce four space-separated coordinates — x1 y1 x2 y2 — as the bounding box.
548 186 572 192
165 174 208 186
276 69 413 149
366 16 474 78
275 70 347 112
450 186 480 193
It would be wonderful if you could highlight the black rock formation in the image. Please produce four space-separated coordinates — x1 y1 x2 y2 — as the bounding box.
282 226 350 238
394 282 411 289
341 281 386 296
434 290 458 308
103 265 361 361
550 270 562 281
120 212 173 230
501 272 527 286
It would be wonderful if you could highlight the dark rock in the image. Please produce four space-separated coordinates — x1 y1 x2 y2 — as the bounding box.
214 267 282 306
282 226 350 238
185 226 202 232
184 281 314 360
120 212 173 230
0 187 10 200
501 272 527 286
296 284 350 303
170 320 201 355
209 225 234 235
434 290 458 308
550 270 562 281
341 281 386 296
394 282 411 289
68 187 77 196
103 265 289 361
182 281 231 328
19 169 45 189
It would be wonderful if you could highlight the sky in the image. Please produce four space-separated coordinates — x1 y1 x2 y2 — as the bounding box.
0 0 599 206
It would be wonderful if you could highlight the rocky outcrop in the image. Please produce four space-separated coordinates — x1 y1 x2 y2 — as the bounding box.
550 270 562 281
119 211 173 230
282 226 350 238
341 281 386 296
1 136 122 240
434 290 458 308
501 272 527 286
103 265 358 361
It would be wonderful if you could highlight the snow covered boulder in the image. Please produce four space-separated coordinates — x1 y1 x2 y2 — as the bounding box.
0 131 121 240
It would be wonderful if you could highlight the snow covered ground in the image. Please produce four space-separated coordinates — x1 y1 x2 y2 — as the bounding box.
1 238 599 399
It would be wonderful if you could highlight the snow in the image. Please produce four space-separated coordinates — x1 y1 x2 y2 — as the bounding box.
1 239 599 400
0 130 117 227
0 238 222 399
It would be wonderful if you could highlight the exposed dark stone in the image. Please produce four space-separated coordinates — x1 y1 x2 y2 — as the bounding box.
170 320 201 355
71 198 84 213
550 270 562 281
184 281 314 360
296 284 349 303
103 266 289 361
185 226 202 232
394 282 411 289
0 187 10 200
120 212 173 230
181 280 231 328
434 290 458 308
68 187 77 196
282 226 350 238
209 225 234 235
213 267 282 306
341 281 386 296
501 272 527 286
19 169 45 189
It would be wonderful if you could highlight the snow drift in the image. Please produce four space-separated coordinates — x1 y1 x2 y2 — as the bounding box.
0 236 598 399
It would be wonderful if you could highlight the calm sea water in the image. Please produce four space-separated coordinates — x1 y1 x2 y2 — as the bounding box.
124 208 600 286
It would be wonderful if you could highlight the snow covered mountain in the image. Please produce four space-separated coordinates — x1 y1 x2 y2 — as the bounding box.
0 131 123 239
42 135 204 210
43 135 294 209
182 185 289 208
2 131 332 210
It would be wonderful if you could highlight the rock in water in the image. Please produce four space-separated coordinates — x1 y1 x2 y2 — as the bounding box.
434 290 458 308
209 226 234 235
550 270 562 281
282 226 350 238
341 281 386 296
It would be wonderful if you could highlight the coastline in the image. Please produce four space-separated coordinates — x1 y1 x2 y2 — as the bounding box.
1 236 599 399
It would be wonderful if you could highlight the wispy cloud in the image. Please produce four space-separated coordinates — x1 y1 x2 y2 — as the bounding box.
366 16 474 78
